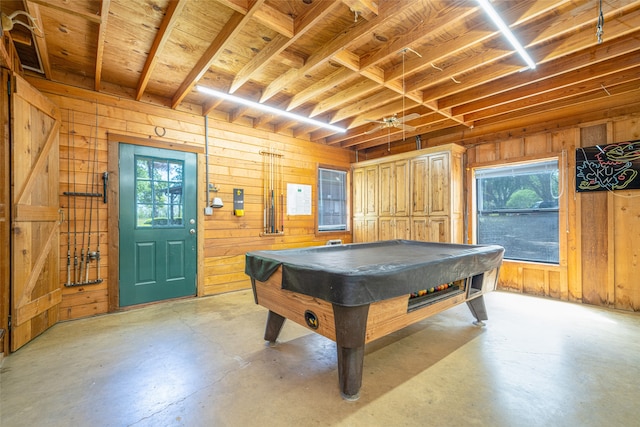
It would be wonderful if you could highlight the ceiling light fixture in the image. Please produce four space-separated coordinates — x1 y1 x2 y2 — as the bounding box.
476 0 536 70
196 85 347 133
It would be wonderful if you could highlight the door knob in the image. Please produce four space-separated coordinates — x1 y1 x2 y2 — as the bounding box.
189 229 196 235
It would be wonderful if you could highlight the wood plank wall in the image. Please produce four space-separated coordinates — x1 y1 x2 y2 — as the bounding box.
28 79 353 320
19 77 640 317
463 117 640 311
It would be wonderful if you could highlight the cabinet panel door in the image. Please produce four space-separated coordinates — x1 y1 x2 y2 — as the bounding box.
394 160 410 216
411 217 429 241
353 217 378 243
428 154 450 216
379 163 393 216
428 217 450 243
353 168 364 216
411 157 428 216
379 217 393 241
364 166 378 216
395 217 411 240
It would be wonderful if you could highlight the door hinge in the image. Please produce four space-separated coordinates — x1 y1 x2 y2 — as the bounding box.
8 314 11 331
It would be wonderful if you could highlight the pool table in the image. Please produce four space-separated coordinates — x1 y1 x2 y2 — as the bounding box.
245 240 504 400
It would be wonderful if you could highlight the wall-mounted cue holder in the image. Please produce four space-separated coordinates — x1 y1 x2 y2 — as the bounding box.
62 171 108 287
260 149 285 237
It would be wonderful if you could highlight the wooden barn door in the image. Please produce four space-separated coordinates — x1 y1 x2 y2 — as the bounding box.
10 73 61 351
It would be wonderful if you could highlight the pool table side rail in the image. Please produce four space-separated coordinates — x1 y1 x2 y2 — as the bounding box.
250 266 500 344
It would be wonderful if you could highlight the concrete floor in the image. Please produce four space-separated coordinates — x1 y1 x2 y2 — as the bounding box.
1 290 639 427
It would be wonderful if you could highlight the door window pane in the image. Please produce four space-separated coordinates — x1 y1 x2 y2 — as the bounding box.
318 168 347 231
475 160 559 263
135 156 185 228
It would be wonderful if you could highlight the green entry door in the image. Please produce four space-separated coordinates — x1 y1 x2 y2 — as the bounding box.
119 144 197 307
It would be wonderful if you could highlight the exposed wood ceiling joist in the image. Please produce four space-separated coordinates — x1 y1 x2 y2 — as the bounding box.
2 0 638 153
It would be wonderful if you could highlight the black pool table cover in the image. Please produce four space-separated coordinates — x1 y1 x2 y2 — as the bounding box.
245 240 504 307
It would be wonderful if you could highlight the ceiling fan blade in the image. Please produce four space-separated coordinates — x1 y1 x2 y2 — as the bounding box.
399 124 416 132
397 113 420 123
364 124 384 134
364 119 387 124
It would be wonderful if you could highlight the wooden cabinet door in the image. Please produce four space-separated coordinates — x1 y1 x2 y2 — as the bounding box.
364 165 378 216
353 217 378 243
353 165 378 217
353 167 365 216
428 217 450 242
379 160 409 217
411 157 428 216
394 160 410 216
379 163 393 217
395 217 411 240
411 217 429 241
379 217 394 241
10 74 61 351
428 153 450 216
380 217 410 241
411 217 450 242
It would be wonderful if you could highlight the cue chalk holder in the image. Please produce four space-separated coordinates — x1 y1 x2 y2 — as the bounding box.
233 188 244 216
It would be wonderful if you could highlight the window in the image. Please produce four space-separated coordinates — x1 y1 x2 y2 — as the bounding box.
475 160 559 264
135 156 184 228
318 168 347 231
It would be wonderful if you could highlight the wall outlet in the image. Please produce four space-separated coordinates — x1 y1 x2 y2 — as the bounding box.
204 206 213 215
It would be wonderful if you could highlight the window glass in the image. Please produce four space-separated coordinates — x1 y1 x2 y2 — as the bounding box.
476 160 559 263
135 156 185 228
318 168 347 231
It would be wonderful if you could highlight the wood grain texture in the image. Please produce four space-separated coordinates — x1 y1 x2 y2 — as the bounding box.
36 80 352 318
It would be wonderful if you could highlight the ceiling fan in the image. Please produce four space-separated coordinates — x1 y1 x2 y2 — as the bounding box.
364 47 421 137
364 113 420 134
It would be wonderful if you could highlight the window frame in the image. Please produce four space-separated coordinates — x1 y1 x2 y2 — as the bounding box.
472 157 561 265
316 165 350 235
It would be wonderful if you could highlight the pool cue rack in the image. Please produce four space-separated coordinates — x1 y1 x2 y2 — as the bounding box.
260 149 285 237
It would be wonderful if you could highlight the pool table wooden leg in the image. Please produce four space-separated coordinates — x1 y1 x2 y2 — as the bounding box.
264 310 286 342
332 304 370 401
466 295 488 324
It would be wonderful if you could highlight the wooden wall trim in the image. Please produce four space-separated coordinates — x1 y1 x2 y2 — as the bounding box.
106 138 119 312
106 137 206 310
107 132 204 154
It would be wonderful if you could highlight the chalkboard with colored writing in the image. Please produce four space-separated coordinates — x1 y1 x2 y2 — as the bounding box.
576 140 640 192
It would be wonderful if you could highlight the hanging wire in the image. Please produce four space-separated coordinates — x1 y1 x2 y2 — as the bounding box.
596 0 604 44
402 49 406 141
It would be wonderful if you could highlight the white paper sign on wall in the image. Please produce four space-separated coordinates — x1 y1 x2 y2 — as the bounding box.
287 183 311 215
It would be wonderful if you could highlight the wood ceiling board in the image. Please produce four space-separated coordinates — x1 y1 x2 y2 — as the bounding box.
29 0 104 21
463 68 640 124
209 20 281 79
39 8 97 79
100 2 165 88
436 14 640 111
449 34 640 116
8 0 640 151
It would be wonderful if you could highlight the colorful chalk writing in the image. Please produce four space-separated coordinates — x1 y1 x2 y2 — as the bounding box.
576 140 640 192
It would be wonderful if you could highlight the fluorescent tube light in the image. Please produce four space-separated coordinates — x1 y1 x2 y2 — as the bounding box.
476 0 536 70
196 85 347 133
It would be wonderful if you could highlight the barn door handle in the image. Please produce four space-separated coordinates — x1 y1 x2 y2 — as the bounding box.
59 209 64 224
